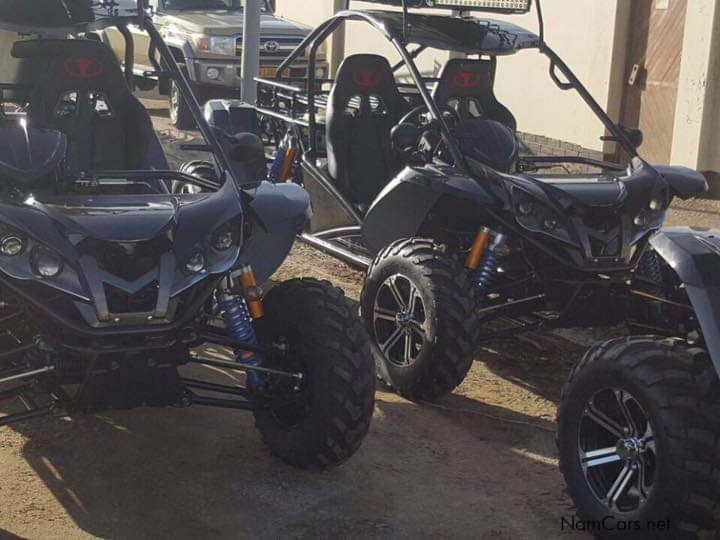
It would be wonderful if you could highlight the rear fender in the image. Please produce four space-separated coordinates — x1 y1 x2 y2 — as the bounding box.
651 228 720 375
361 165 496 253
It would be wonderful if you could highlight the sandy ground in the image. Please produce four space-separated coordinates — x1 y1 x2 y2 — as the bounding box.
1 95 719 539
0 241 587 540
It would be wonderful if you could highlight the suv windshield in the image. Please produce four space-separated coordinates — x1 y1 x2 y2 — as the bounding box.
164 0 240 9
163 0 273 10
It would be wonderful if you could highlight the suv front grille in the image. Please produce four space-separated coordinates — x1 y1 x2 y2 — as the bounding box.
236 35 305 58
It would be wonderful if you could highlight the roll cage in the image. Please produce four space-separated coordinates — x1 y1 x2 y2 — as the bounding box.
256 0 639 176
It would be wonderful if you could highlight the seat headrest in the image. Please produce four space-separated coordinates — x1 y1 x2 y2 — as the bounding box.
433 58 496 101
11 39 127 94
331 54 403 109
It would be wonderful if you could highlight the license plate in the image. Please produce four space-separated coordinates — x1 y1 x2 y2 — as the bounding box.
259 67 290 78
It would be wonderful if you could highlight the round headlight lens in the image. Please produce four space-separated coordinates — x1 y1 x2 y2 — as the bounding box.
206 67 221 80
185 251 206 273
213 229 234 251
0 235 24 256
542 216 558 232
32 249 63 278
518 201 534 216
649 198 663 211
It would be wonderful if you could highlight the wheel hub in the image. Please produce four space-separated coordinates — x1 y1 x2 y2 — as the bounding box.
395 309 414 326
372 274 428 368
616 437 642 461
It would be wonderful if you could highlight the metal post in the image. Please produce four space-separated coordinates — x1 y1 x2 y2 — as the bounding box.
241 0 262 104
330 0 346 76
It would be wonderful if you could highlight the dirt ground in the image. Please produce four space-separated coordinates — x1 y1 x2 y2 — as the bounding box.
0 241 587 540
1 95 719 539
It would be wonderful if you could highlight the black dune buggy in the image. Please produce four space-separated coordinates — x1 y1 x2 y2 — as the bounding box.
0 0 375 471
255 0 719 534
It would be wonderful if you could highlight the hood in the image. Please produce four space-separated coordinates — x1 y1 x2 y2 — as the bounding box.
0 181 243 305
164 10 311 36
38 196 178 243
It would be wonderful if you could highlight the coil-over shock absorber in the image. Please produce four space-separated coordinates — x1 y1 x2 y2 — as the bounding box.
268 131 296 182
465 227 507 295
219 265 264 391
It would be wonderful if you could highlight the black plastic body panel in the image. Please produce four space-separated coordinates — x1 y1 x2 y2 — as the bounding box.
361 164 496 253
651 227 720 375
239 180 310 283
654 165 708 200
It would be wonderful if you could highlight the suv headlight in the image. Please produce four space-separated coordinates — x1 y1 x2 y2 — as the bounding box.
192 35 235 56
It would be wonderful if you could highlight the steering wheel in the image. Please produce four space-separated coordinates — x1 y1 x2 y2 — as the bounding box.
398 103 460 129
393 104 460 164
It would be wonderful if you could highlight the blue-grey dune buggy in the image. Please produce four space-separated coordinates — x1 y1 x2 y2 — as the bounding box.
0 0 374 471
255 0 719 533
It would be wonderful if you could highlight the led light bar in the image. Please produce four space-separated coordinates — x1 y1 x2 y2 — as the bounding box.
361 0 531 13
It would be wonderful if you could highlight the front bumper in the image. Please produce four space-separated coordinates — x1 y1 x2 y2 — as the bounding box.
188 57 329 87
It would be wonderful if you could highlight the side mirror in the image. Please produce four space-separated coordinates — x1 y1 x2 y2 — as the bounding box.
604 124 644 149
621 125 644 149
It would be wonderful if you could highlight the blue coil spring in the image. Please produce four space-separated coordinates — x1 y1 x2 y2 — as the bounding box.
220 297 262 390
268 145 287 181
473 248 501 293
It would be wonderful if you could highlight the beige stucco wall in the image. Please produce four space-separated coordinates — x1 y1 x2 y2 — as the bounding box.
671 0 720 173
274 0 621 151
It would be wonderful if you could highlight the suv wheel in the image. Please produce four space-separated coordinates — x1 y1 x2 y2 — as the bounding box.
169 80 196 130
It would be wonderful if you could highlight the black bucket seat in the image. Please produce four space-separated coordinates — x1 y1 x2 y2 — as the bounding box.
11 38 167 174
432 58 516 130
326 54 407 207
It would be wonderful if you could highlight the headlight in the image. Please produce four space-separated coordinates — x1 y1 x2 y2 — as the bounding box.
193 35 236 56
184 251 206 274
31 248 63 278
212 227 235 251
648 197 663 211
517 200 534 216
541 215 558 232
0 235 25 256
634 213 648 228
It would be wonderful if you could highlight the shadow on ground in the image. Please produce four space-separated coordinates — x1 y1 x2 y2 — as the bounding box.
1 372 582 539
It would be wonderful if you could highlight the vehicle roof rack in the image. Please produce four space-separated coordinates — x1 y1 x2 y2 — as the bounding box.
347 0 544 48
348 0 532 15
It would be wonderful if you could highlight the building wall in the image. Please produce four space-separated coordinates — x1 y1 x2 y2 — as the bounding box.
671 0 720 178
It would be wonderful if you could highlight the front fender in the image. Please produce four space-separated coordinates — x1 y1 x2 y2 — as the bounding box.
651 227 720 375
237 181 310 283
362 165 495 253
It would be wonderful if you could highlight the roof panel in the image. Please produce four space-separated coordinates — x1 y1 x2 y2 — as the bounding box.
364 10 539 55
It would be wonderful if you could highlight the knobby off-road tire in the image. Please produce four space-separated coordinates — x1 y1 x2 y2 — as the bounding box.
557 336 720 538
360 238 478 401
254 278 375 470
